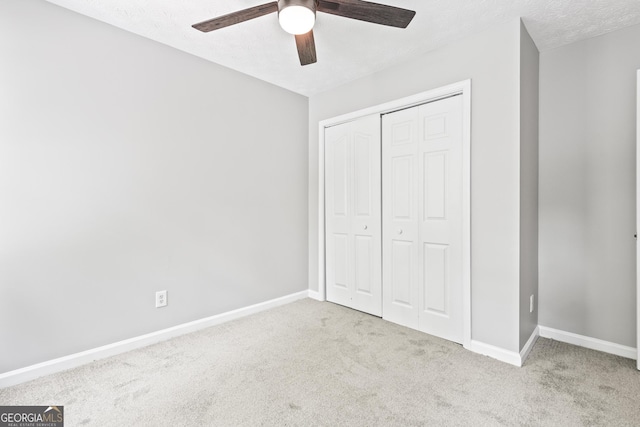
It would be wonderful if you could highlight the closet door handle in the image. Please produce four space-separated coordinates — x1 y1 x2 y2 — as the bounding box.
398 229 403 235
363 225 368 230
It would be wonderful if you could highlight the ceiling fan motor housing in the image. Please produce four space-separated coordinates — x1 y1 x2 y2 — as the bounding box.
278 0 317 14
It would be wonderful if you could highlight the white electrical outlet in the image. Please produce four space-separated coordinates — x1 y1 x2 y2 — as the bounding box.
529 294 534 313
156 290 168 308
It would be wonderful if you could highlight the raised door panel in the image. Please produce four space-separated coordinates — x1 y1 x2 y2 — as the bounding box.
423 243 449 315
391 240 413 307
392 156 413 220
332 136 349 218
423 113 447 141
354 133 372 217
332 234 349 290
354 235 373 295
391 120 414 146
424 152 447 221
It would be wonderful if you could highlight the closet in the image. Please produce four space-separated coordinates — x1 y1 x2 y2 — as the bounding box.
325 94 464 344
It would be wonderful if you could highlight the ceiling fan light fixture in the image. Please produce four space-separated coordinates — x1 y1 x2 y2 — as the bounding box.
278 0 316 35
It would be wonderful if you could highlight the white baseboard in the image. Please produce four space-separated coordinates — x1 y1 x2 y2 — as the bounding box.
538 325 637 360
0 290 310 388
469 326 540 368
469 340 522 367
520 326 540 365
307 289 324 301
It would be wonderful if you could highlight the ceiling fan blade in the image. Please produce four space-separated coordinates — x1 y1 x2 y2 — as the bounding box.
295 30 317 66
192 2 278 32
317 0 415 28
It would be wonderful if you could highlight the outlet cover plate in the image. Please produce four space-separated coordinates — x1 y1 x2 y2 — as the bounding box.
156 290 168 308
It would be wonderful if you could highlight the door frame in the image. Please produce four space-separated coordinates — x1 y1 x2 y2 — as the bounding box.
636 69 639 370
317 79 472 349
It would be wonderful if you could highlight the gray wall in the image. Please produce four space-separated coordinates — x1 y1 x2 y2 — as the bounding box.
0 0 308 373
539 23 640 347
309 20 523 352
519 22 540 349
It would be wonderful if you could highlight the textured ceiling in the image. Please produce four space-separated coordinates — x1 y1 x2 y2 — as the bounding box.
44 0 640 96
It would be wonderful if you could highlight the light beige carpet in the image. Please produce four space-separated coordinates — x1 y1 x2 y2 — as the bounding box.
1 298 639 426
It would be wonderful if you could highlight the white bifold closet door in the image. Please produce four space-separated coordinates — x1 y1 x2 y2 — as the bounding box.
382 95 464 344
325 114 382 316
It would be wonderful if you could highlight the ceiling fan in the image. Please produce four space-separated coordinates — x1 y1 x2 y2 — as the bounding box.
192 0 416 66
